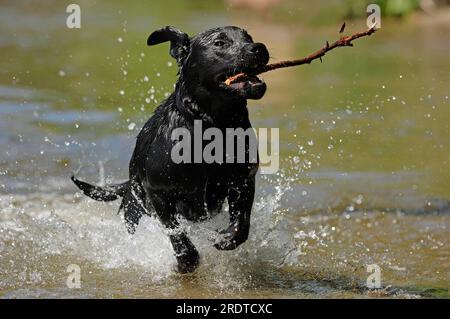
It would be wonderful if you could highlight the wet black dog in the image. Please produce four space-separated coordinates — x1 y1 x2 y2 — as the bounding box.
72 26 269 273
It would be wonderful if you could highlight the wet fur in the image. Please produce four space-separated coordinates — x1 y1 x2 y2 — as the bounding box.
72 26 269 273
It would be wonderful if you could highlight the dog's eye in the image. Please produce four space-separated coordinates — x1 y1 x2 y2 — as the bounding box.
214 40 226 47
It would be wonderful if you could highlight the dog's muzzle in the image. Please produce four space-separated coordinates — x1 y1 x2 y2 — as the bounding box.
216 66 268 100
216 43 269 100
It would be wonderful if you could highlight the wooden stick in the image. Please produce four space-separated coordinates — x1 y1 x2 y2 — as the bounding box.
225 23 377 86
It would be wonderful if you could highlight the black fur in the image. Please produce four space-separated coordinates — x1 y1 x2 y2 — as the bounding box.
72 26 269 273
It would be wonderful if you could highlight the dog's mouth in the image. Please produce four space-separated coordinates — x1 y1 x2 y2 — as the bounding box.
216 67 261 88
215 67 266 100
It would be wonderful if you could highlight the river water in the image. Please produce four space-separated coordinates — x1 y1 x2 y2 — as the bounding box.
0 1 449 298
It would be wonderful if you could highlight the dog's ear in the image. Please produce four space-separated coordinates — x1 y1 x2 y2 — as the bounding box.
147 26 190 66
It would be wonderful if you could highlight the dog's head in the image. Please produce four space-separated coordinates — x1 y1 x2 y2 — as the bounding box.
147 26 269 101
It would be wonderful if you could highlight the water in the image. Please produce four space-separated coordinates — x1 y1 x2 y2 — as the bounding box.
0 1 449 298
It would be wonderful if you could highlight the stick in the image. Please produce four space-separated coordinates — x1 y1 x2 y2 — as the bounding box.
225 23 377 85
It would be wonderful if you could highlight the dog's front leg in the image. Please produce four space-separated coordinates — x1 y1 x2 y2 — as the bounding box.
150 194 200 273
168 228 200 273
215 176 255 251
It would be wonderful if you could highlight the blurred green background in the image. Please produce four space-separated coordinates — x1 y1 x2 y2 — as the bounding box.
1 0 449 197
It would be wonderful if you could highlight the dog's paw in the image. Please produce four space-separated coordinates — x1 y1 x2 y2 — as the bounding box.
175 251 200 274
213 226 248 251
214 236 239 251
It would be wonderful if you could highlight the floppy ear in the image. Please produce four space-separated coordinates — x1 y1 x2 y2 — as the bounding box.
147 26 190 66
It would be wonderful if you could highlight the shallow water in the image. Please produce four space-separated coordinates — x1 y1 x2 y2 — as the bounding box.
0 1 449 298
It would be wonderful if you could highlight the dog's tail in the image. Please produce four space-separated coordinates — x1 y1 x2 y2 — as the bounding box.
71 175 129 202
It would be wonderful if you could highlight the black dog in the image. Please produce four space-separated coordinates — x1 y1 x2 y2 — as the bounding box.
72 26 269 273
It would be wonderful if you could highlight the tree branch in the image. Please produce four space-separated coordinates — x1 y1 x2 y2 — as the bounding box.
225 24 377 86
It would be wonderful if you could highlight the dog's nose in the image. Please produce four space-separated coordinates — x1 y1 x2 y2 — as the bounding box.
246 43 269 65
248 43 265 54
